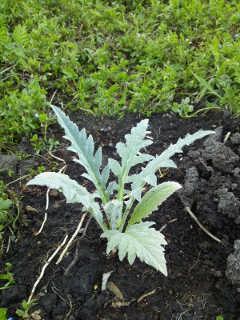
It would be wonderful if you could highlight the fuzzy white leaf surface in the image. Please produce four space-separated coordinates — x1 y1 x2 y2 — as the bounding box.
104 200 123 229
101 222 167 275
108 119 153 198
27 172 104 229
129 129 215 198
51 105 109 202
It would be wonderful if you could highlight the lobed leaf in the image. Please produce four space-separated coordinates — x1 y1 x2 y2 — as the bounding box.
108 119 153 199
149 129 215 170
27 172 105 229
129 129 215 198
51 105 109 202
101 222 167 275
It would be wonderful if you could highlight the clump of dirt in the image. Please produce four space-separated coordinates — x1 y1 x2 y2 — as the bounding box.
1 110 240 320
216 187 240 222
202 127 239 173
226 240 240 286
180 125 240 229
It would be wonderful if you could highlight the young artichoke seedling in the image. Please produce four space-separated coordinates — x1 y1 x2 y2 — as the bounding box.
27 106 214 275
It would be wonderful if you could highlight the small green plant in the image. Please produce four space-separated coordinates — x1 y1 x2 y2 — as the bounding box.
0 308 7 320
216 316 224 320
16 299 37 319
172 97 194 117
30 133 59 154
0 196 12 253
0 262 15 290
27 106 214 275
0 199 12 225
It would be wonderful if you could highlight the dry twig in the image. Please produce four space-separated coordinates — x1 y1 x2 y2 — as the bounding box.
35 158 66 236
223 131 231 144
56 213 87 265
6 174 30 187
28 235 68 303
185 206 222 243
64 215 92 275
137 288 158 303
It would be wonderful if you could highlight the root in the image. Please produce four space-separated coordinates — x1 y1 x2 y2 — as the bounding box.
35 158 66 236
185 206 222 243
6 174 30 187
64 216 92 275
137 288 158 303
56 213 87 265
35 187 50 236
28 234 68 303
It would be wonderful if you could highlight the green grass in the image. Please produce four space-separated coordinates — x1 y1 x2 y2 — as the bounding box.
1 0 240 150
0 181 13 255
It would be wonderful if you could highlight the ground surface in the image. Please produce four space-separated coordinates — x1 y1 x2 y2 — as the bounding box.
1 110 240 320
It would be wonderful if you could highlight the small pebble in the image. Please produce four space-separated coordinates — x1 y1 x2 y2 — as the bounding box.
25 205 38 213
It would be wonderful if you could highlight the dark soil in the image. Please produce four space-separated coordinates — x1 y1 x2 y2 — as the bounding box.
1 111 240 320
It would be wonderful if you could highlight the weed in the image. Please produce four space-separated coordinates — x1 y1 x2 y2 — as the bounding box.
0 308 7 320
0 262 15 290
16 299 37 320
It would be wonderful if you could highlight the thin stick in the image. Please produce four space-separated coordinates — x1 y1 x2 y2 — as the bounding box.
45 188 50 210
35 212 48 236
159 218 178 232
28 235 68 303
0 64 16 74
6 236 11 253
35 164 65 236
6 174 30 187
50 90 57 103
35 188 50 236
64 216 92 275
223 131 231 144
137 288 157 303
185 206 222 243
56 213 87 265
48 151 66 164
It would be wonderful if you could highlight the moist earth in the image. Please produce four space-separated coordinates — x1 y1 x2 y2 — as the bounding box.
1 111 240 320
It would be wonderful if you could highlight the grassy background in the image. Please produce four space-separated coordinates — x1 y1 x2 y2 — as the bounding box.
1 0 240 150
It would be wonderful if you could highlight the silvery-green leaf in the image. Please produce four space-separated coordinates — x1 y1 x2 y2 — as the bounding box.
95 147 103 168
130 129 215 193
130 153 154 167
51 105 108 202
129 182 182 225
101 222 168 275
104 200 123 229
144 173 157 186
101 165 110 186
108 158 121 176
107 181 118 195
113 119 153 198
116 120 152 170
146 129 215 172
27 172 104 229
130 187 143 202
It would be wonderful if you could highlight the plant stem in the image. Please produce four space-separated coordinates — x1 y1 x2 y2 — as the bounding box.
119 197 135 232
